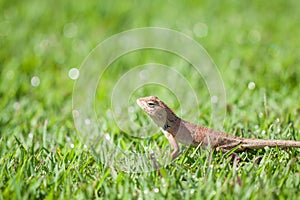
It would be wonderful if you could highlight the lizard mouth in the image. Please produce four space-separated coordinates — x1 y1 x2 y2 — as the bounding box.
136 98 142 107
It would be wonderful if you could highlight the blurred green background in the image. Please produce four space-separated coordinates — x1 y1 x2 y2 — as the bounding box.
1 0 300 199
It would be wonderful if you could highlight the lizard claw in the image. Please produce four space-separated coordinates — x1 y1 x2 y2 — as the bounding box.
171 149 180 161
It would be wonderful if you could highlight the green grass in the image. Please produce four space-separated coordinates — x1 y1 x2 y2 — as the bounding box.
1 0 300 199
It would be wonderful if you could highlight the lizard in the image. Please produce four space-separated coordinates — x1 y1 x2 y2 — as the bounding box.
137 96 300 160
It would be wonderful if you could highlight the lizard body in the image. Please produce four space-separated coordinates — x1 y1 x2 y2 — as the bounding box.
137 96 300 159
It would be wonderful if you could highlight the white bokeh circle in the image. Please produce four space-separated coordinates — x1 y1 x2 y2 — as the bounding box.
111 63 199 138
72 27 226 173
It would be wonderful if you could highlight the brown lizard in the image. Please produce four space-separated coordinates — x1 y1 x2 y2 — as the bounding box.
137 96 300 160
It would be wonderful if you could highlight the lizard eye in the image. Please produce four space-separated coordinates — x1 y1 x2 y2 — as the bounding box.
147 101 156 107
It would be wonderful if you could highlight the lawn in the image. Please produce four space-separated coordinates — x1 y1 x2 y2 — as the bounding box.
1 0 300 199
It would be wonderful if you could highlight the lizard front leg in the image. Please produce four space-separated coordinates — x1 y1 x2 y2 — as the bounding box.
161 129 180 160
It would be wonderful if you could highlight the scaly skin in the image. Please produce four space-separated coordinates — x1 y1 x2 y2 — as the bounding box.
137 96 300 160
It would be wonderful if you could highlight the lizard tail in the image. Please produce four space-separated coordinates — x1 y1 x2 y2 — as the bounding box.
241 138 300 149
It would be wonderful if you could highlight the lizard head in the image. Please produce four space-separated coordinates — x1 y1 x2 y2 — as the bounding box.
136 96 175 128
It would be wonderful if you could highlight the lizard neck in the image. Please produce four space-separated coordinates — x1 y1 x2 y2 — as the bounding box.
161 109 181 136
